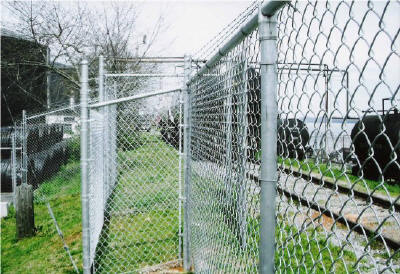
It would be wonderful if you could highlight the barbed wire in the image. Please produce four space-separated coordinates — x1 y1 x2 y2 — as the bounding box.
192 1 260 62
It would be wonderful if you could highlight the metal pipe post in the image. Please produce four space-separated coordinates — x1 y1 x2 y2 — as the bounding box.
11 131 17 204
178 85 184 261
80 59 91 274
46 47 51 109
99 55 105 101
22 110 27 185
98 55 107 207
183 54 192 271
259 9 279 274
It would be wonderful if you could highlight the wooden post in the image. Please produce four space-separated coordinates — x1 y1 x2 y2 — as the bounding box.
15 184 35 238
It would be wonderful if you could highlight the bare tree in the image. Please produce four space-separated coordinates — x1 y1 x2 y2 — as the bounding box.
1 1 166 117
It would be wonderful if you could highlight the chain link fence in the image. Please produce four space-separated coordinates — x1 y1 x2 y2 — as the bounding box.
188 30 261 273
1 126 22 195
274 1 399 272
25 105 81 202
83 58 185 272
78 1 399 273
186 0 399 273
20 105 82 271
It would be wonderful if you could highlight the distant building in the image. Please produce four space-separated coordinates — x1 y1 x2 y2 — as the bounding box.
1 27 47 126
1 28 76 126
48 62 76 109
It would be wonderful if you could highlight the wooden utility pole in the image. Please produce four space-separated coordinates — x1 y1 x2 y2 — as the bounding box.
15 183 35 238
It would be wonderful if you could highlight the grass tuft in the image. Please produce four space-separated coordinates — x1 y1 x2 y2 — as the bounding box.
1 160 82 274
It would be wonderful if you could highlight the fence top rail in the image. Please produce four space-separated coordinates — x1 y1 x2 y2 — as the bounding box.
187 0 289 85
27 105 81 120
104 73 184 78
89 87 182 109
103 56 207 63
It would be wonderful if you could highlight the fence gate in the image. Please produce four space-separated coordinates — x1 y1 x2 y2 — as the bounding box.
83 58 185 273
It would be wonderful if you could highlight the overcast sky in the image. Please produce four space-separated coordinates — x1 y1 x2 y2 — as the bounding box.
132 1 252 56
1 1 253 57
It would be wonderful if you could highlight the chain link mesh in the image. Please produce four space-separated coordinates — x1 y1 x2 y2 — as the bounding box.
76 1 400 272
20 104 82 270
26 105 81 202
188 26 261 273
87 68 183 272
187 0 399 273
274 1 400 272
1 126 22 193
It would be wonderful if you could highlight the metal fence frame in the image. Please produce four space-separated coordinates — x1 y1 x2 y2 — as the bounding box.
81 56 187 272
184 2 289 273
78 1 295 273
80 0 399 272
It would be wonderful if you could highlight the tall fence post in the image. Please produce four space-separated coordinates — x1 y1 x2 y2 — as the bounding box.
16 110 35 238
99 55 105 101
258 8 279 274
80 59 91 274
11 131 17 205
178 75 184 261
22 110 27 185
183 54 192 271
98 55 107 208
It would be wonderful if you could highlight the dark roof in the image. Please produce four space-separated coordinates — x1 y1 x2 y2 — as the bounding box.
1 27 32 41
53 62 74 69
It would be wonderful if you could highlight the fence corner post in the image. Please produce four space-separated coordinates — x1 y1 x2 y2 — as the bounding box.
183 53 193 271
258 7 279 274
80 58 91 274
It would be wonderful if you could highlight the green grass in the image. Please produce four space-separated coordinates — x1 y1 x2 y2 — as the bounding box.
278 157 400 197
34 161 81 202
2 132 380 273
188 173 358 273
1 160 82 274
94 133 180 273
273 220 358 273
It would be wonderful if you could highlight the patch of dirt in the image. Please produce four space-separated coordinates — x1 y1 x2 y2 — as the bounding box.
138 260 186 274
311 211 334 230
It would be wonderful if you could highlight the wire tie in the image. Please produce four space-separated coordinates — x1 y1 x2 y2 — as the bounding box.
258 179 278 183
259 62 276 66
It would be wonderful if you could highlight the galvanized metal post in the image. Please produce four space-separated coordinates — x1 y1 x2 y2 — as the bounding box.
11 131 17 205
99 55 105 101
239 59 248 249
98 55 107 207
46 47 51 109
80 59 91 274
259 9 278 274
22 110 27 185
110 80 117 190
183 54 192 271
178 85 184 261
